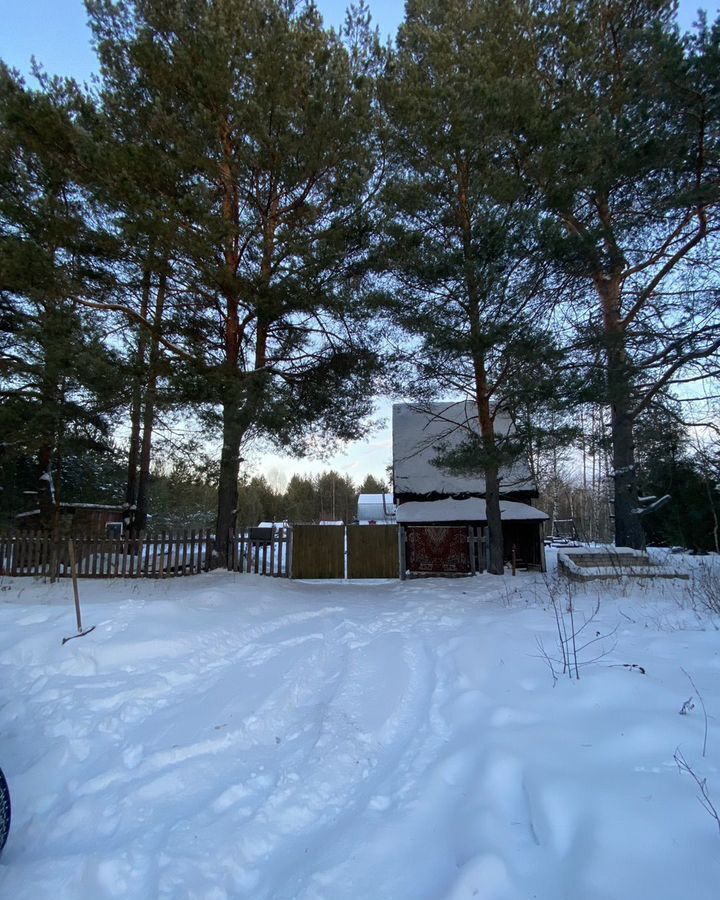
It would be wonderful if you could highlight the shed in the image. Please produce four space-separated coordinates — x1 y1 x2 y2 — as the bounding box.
397 498 548 574
16 502 127 535
393 402 548 574
356 493 396 524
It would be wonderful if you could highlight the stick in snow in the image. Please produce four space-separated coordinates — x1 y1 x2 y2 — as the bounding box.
62 539 95 644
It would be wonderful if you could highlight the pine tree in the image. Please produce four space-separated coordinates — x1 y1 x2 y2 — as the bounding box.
517 1 720 549
0 65 123 523
380 0 560 573
86 0 383 563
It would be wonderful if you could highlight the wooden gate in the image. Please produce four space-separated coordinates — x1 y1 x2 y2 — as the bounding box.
290 525 345 579
404 526 472 575
347 525 399 579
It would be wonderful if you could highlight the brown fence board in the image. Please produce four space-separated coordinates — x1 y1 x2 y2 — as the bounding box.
347 525 399 579
291 525 344 579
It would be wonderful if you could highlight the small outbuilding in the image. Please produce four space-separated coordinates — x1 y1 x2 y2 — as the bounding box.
356 493 396 525
393 401 548 575
15 502 127 536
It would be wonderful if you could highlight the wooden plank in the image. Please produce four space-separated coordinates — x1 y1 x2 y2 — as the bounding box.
181 529 189 576
159 531 166 579
189 529 196 574
121 534 129 578
139 532 147 578
290 525 344 579
100 536 108 577
269 533 276 576
166 531 174 578
85 536 92 577
347 526 399 579
16 532 25 576
10 533 17 577
90 532 98 577
27 531 36 576
150 531 159 578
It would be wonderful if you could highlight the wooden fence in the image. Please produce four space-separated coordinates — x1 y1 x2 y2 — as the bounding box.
290 525 345 579
227 528 290 577
0 528 291 580
0 524 401 581
0 529 217 579
347 525 399 579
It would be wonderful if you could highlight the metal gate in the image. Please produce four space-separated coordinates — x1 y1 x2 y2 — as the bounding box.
290 525 344 579
347 525 399 578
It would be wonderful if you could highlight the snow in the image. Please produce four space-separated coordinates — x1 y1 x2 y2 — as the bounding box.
558 546 689 580
396 497 549 523
1 553 720 899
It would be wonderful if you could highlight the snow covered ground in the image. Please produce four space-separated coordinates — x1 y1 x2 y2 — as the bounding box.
1 552 719 899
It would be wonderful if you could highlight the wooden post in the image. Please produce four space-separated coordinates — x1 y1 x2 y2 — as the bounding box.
511 543 516 577
68 540 82 631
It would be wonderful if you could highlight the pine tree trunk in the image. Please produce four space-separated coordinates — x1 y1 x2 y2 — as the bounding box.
126 255 153 512
455 156 506 574
610 408 644 549
476 388 504 575
600 277 645 550
135 269 167 532
215 400 244 566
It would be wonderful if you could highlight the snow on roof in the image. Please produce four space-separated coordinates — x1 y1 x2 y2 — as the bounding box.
392 401 537 497
16 502 124 519
358 493 393 505
396 498 548 523
64 503 125 511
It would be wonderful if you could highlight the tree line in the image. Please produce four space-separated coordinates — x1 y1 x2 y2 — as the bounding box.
1 0 718 570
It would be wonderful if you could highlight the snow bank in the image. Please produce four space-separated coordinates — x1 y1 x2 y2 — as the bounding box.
0 558 719 899
396 497 548 523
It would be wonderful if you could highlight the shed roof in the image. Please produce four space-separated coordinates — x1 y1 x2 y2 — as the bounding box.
396 498 548 523
393 401 537 497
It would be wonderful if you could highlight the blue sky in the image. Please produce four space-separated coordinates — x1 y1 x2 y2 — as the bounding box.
3 1 716 85
0 1 404 84
1 0 717 486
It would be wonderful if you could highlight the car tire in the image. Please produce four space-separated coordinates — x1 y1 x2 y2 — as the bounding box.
0 768 10 854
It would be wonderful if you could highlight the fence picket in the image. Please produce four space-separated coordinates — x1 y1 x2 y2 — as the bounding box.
180 529 188 576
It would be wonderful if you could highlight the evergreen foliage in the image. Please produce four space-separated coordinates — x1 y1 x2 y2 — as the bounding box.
0 65 125 521
0 0 717 557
